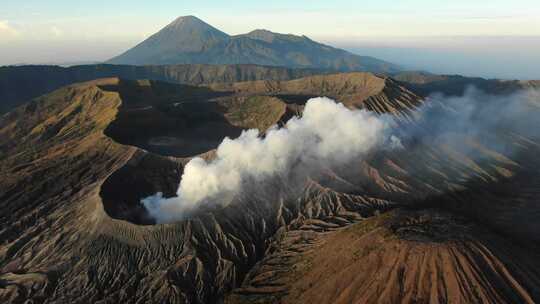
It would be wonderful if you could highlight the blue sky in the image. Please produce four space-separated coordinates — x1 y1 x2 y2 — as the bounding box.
1 1 539 78
2 0 540 37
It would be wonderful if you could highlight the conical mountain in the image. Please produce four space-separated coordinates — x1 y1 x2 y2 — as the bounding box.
107 16 401 73
108 16 230 64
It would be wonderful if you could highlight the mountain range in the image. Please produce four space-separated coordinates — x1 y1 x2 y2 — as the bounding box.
107 16 400 73
0 64 324 113
2 63 539 115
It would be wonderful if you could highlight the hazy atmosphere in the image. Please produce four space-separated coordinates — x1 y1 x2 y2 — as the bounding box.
1 0 539 79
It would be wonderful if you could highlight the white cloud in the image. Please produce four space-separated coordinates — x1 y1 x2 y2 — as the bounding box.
0 20 20 39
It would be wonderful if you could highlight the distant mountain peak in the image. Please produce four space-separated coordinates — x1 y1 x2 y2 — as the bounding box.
167 15 215 30
107 16 400 74
160 15 228 38
107 15 229 61
172 15 200 22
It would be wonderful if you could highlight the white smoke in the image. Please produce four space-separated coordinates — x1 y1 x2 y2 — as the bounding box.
142 97 393 223
389 135 405 150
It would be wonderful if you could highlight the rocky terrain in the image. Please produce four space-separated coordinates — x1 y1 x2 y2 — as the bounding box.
1 72 540 303
228 209 540 304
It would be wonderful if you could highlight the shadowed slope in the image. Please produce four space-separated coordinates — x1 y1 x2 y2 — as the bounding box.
1 75 540 303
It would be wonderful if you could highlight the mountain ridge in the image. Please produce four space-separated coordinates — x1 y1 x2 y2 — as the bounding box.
107 16 401 73
2 63 539 115
2 76 540 303
0 64 325 113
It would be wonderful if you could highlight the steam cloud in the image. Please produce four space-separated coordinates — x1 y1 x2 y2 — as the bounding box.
142 88 540 224
142 97 393 223
403 87 540 155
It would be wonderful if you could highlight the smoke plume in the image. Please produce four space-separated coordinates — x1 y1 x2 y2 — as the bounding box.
142 88 540 223
399 87 540 157
142 97 393 223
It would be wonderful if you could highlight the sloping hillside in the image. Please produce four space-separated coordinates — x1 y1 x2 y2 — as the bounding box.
228 210 540 304
0 64 323 114
1 74 540 303
107 16 400 73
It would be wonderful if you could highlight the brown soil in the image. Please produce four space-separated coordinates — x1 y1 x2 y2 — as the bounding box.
1 74 540 303
227 210 540 304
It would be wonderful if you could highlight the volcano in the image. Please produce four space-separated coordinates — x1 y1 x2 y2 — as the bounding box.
1 70 540 303
107 16 400 73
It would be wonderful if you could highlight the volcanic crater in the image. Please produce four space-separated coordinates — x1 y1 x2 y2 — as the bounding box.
3 73 540 303
98 78 310 224
98 72 409 225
